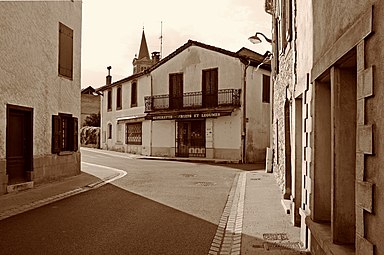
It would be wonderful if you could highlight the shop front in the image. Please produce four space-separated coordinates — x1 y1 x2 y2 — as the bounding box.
146 110 237 159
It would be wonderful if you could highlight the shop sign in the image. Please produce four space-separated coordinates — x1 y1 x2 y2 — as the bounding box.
147 111 231 120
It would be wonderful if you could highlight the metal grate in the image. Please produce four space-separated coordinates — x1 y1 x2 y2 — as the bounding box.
194 181 215 186
263 233 289 241
181 173 197 178
264 242 302 250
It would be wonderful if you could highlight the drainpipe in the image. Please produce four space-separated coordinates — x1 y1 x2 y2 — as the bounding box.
242 60 251 163
149 74 153 156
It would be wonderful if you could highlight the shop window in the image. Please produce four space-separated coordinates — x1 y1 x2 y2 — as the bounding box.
126 123 142 145
52 113 78 153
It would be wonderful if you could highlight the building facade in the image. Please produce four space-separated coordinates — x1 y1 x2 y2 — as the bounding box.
98 34 271 163
266 0 384 254
0 1 82 194
146 41 271 163
98 71 151 155
81 86 101 127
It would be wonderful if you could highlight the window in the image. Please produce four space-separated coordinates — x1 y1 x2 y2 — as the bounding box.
262 74 271 103
107 90 112 111
116 87 122 110
58 22 73 79
131 82 137 107
202 68 218 107
169 73 183 109
52 113 78 153
108 123 112 139
285 0 292 42
126 123 142 145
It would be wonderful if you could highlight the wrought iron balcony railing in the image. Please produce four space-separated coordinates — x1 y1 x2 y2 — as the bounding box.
145 89 241 112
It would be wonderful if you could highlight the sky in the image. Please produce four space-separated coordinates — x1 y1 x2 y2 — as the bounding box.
81 0 272 89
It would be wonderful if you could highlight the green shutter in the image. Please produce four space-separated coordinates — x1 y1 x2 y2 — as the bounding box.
52 115 61 153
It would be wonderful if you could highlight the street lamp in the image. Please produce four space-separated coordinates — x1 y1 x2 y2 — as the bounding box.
248 32 272 44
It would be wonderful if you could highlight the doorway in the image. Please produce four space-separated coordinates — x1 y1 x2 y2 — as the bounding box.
6 105 33 184
176 120 206 157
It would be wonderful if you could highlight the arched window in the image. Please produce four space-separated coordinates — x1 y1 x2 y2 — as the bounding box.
108 123 112 139
116 86 122 110
107 90 112 111
131 81 137 107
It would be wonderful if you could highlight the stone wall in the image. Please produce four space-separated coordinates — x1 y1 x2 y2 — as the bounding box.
33 152 81 184
273 48 293 192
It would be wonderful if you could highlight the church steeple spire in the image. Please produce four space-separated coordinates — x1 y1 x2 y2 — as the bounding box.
138 28 150 60
132 28 156 74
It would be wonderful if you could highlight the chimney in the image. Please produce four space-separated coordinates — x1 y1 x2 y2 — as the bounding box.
151 51 160 64
106 66 112 85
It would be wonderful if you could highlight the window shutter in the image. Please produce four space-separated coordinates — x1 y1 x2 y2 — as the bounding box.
52 115 61 153
73 117 78 151
59 23 73 79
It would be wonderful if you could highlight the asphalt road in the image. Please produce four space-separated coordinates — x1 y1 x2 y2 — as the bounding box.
0 148 243 255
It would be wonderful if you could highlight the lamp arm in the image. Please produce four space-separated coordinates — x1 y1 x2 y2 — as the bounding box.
256 32 272 43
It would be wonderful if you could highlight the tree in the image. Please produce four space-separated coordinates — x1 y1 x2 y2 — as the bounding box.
83 113 100 127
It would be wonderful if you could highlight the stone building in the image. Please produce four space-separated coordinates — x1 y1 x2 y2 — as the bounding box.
0 1 82 194
264 0 295 213
266 0 384 254
81 86 101 127
98 31 271 163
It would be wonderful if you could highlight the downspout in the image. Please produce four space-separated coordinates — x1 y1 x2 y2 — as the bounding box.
149 74 153 156
242 59 251 163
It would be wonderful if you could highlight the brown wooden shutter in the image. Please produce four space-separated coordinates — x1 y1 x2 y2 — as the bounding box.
59 23 73 79
72 117 78 151
52 115 61 153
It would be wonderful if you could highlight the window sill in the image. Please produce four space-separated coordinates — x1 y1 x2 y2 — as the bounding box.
58 74 73 81
59 151 74 156
305 217 355 255
116 107 122 111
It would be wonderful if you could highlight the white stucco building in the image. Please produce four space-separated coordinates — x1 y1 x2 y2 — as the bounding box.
0 1 82 194
98 71 152 155
98 35 271 163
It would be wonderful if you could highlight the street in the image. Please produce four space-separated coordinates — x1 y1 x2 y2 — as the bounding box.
0 148 243 254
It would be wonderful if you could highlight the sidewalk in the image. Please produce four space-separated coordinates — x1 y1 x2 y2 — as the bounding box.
240 170 308 255
0 172 101 221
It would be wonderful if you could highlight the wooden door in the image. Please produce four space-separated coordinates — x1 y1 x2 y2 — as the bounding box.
6 106 33 184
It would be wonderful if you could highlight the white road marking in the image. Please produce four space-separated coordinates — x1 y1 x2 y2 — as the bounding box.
81 147 140 160
82 162 127 183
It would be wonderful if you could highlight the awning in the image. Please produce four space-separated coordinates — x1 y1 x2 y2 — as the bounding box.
116 114 146 123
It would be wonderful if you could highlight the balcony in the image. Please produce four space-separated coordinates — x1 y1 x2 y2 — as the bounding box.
144 89 241 112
